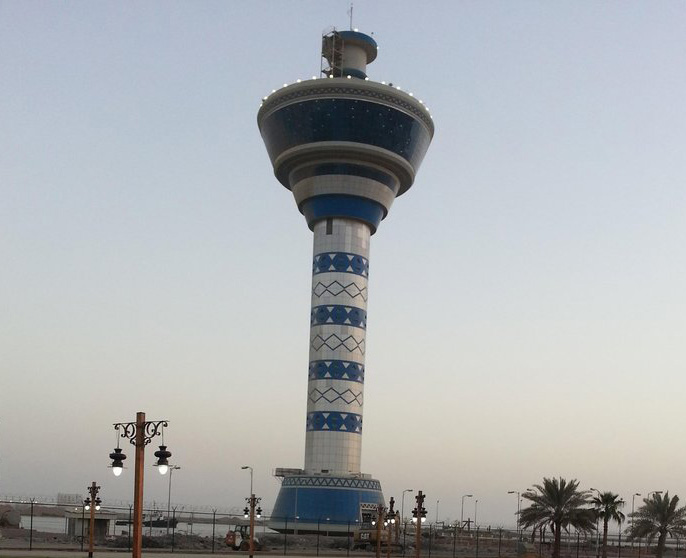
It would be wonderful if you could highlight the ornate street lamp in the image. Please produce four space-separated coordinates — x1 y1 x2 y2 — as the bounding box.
84 482 101 558
372 504 387 558
412 491 427 558
109 412 171 558
385 497 397 558
244 494 262 558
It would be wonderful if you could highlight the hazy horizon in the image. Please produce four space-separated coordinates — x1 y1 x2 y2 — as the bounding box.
1 1 685 530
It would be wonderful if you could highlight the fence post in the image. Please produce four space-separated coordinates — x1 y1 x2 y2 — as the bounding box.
29 500 34 551
171 507 176 553
317 518 321 557
428 524 433 558
453 524 457 558
127 505 132 552
638 538 641 558
576 532 580 558
81 504 85 551
212 510 217 554
284 516 288 555
476 527 480 558
498 528 502 558
347 520 350 558
618 530 621 558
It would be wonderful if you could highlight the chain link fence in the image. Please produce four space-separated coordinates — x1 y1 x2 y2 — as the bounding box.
1 501 682 557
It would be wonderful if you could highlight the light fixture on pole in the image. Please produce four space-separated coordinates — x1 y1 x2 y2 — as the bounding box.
590 488 602 558
110 412 170 558
84 482 101 558
372 503 387 558
460 494 473 531
166 466 181 535
631 493 641 548
474 499 478 529
241 466 260 558
412 491 427 558
507 491 520 537
386 497 397 558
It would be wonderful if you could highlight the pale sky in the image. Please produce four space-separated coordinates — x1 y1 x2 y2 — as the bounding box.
1 0 685 529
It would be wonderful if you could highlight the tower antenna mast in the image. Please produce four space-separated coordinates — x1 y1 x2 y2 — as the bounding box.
348 3 353 30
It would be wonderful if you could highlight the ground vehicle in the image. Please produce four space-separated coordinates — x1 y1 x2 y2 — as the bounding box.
225 525 261 551
353 523 402 551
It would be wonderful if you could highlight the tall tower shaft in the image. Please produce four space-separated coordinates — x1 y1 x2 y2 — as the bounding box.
257 29 434 531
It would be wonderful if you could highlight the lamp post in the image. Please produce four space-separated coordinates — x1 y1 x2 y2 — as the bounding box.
372 504 386 558
412 491 427 558
507 491 520 537
166 466 181 535
243 493 262 558
109 412 171 558
402 489 413 523
590 488 602 558
241 466 258 557
436 500 440 525
461 494 473 531
83 482 101 558
386 498 397 558
631 493 641 547
474 500 478 529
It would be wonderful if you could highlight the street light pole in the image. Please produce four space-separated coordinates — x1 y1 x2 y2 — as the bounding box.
84 482 101 558
507 491 520 537
110 412 170 558
413 491 427 558
474 500 478 529
461 494 473 530
375 504 386 558
436 500 440 525
631 493 640 547
402 489 413 523
167 466 181 535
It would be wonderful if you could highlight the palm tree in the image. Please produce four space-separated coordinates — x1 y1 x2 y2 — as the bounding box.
519 477 596 558
628 492 686 558
592 492 625 558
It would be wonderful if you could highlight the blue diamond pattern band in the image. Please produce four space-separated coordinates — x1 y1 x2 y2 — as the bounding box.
313 252 369 277
308 360 364 383
306 411 363 434
311 305 367 329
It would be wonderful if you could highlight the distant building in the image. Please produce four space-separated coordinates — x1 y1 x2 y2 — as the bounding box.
65 510 118 540
57 493 82 505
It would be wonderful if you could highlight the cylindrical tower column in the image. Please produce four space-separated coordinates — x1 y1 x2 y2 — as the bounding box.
306 217 370 474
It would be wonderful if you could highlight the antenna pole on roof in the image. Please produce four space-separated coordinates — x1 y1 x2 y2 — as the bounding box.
348 3 353 30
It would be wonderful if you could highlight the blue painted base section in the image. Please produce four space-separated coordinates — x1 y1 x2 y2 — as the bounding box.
269 474 384 532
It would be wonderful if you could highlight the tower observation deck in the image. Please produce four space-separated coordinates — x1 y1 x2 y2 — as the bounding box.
257 28 434 533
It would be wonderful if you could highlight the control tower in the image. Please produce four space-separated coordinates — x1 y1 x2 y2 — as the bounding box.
257 29 434 532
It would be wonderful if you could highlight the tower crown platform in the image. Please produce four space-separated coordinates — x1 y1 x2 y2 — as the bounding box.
257 35 434 233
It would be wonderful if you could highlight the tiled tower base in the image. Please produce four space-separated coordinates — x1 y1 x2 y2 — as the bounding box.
270 474 383 532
